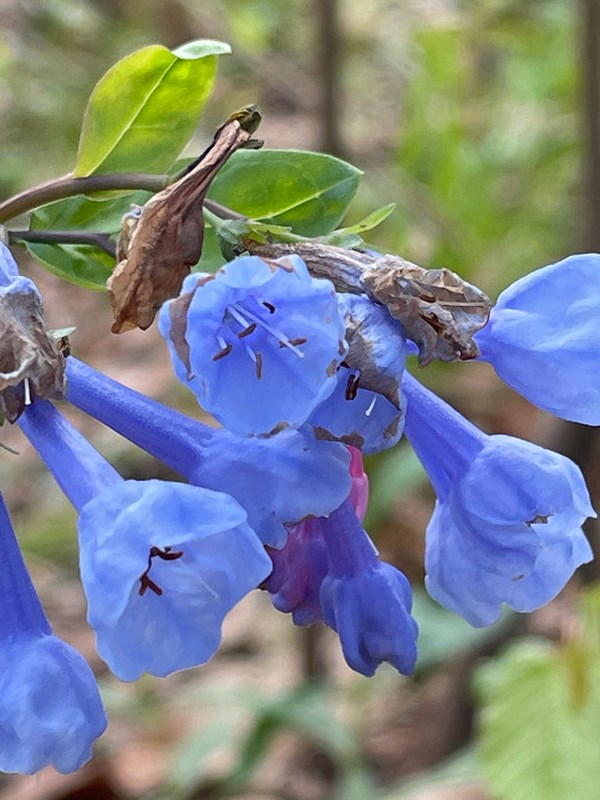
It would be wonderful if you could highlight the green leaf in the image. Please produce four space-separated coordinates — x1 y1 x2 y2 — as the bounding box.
325 203 396 240
74 40 230 176
474 639 600 800
24 192 150 289
23 242 115 290
208 149 362 236
31 193 151 235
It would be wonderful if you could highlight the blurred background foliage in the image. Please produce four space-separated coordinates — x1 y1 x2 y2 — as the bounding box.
1 0 599 798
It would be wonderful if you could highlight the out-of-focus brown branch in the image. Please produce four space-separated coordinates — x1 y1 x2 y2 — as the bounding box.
314 0 345 158
579 0 600 250
553 0 600 581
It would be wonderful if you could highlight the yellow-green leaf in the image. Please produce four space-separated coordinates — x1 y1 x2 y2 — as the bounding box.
74 40 230 176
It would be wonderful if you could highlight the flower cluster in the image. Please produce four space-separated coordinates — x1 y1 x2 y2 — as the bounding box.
1 240 599 774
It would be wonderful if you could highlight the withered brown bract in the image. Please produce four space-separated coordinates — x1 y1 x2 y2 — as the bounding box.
244 241 491 368
360 255 492 366
0 288 66 422
107 106 262 334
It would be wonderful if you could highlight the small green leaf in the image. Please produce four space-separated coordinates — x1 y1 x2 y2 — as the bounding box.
474 638 600 800
208 149 362 236
327 203 396 238
74 40 230 176
23 242 115 290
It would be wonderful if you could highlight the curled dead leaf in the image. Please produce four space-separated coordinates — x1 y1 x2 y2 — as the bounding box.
0 282 66 422
107 106 262 334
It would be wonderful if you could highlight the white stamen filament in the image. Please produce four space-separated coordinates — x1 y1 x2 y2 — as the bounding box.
232 303 305 358
365 394 377 417
23 378 31 406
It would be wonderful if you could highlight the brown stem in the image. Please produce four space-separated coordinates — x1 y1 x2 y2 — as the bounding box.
0 173 169 224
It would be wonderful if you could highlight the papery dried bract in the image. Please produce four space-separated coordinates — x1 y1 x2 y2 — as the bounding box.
107 107 261 333
361 255 491 366
245 241 491 366
0 279 66 423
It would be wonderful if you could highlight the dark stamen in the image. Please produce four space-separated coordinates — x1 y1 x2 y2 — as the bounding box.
138 546 184 597
212 343 233 361
255 352 263 380
237 323 257 339
345 371 361 401
139 575 163 597
279 337 307 348
262 301 276 314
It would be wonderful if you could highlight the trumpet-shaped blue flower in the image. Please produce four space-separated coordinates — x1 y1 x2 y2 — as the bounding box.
267 444 417 677
319 499 418 677
0 493 106 774
158 254 346 436
308 294 407 453
64 357 351 548
78 480 270 681
475 254 600 424
19 400 272 681
403 372 594 626
266 447 369 626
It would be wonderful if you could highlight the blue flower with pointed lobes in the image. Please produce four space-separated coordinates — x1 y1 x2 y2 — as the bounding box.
403 372 595 626
308 294 407 453
158 254 347 436
65 358 351 549
0 492 106 774
319 499 418 677
18 400 272 681
475 253 600 424
79 480 271 681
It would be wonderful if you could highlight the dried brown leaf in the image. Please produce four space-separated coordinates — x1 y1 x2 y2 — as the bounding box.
361 256 491 365
0 284 66 422
107 106 262 334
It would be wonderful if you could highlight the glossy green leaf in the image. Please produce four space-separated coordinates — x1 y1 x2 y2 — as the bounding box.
474 637 600 800
208 149 362 236
31 193 151 234
74 40 230 176
23 192 151 289
22 241 116 290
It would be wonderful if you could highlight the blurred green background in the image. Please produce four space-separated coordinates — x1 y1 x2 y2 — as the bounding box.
1 1 599 798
